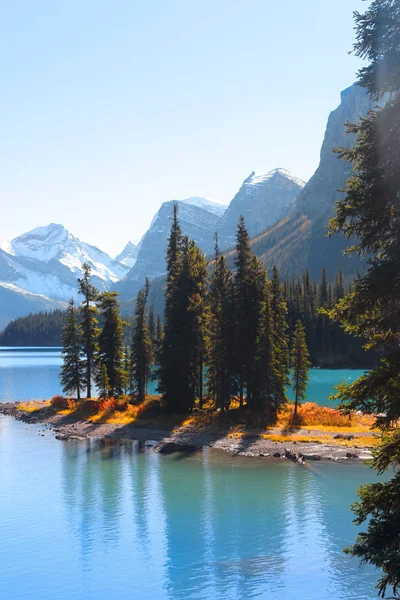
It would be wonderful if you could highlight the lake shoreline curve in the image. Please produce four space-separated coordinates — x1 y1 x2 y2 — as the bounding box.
0 401 374 464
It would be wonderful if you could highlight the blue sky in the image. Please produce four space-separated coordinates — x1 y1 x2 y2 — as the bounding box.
1 0 366 256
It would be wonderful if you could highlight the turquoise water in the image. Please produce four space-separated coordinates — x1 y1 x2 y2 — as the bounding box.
0 415 380 600
0 347 364 406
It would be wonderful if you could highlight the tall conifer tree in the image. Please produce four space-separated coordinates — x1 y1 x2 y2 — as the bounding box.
328 2 400 595
291 320 310 420
78 263 99 398
207 239 234 411
159 209 208 412
233 216 252 407
270 265 289 408
96 291 125 397
60 299 86 399
131 278 154 403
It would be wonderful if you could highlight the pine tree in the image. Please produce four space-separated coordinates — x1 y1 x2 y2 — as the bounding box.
159 211 208 413
148 304 156 354
154 315 163 366
233 216 253 407
291 320 310 421
245 255 268 411
158 203 183 410
78 263 99 398
207 238 234 411
98 363 111 399
270 265 289 408
328 3 400 595
131 278 154 403
60 299 86 399
123 344 134 396
96 291 125 397
253 275 276 419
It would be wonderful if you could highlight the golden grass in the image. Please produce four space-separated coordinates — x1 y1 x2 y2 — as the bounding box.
276 402 375 430
88 396 161 425
17 400 51 412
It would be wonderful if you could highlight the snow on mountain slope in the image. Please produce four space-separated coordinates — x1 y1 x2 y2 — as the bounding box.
115 241 139 269
216 168 305 250
180 197 227 217
10 223 128 283
0 283 67 330
116 199 221 299
0 224 130 321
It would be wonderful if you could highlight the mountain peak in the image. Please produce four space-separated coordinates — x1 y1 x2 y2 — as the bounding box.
246 169 306 188
14 223 68 241
179 196 227 217
115 241 139 269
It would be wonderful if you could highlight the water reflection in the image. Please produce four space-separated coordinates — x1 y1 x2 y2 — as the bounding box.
58 441 378 600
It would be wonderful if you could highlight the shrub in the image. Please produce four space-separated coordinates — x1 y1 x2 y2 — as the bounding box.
98 397 118 413
51 395 69 409
67 398 77 411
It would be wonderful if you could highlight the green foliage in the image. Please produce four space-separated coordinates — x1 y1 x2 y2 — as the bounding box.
159 204 209 413
270 266 290 407
60 299 86 399
233 215 254 406
78 262 99 398
97 363 111 399
207 239 235 411
0 310 65 346
328 2 400 595
131 278 154 403
283 268 369 367
290 320 311 418
96 291 126 397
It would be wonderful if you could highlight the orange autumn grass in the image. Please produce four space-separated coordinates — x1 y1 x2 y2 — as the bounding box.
18 397 378 448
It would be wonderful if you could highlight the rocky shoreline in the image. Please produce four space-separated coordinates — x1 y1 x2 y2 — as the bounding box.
0 402 374 463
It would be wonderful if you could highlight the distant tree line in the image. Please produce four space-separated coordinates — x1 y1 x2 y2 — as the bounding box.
0 310 65 346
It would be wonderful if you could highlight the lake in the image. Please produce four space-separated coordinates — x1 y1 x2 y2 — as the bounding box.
0 415 380 600
0 346 365 406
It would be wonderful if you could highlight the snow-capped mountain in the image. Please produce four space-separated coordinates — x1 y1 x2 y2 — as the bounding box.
10 223 128 283
0 224 131 325
216 168 305 250
115 240 139 269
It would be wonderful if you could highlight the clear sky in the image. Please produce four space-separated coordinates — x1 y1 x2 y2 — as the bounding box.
1 0 366 256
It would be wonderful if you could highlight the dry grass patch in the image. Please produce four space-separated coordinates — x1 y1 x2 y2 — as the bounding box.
277 402 375 430
17 400 51 412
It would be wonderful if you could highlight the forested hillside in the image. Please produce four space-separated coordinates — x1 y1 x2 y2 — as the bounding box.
0 310 65 346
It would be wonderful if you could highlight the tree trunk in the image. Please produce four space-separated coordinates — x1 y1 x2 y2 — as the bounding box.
239 376 244 408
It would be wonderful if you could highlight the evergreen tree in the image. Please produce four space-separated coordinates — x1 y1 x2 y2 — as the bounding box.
328 2 400 595
98 363 111 399
207 239 234 411
253 275 276 419
233 216 253 407
270 266 289 408
148 304 156 353
158 203 184 410
154 315 163 366
245 255 268 411
159 213 208 413
78 263 99 398
60 299 86 399
291 320 311 420
131 278 154 403
96 291 125 397
123 344 134 396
